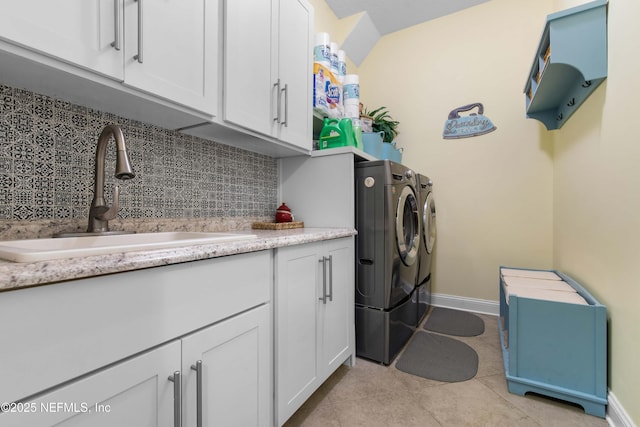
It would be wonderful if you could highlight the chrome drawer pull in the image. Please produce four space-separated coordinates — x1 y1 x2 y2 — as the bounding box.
168 371 182 427
133 0 143 63
191 360 203 427
110 0 121 50
281 83 288 127
319 257 327 304
327 255 333 301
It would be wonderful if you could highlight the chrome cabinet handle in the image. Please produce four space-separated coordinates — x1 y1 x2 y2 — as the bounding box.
110 0 121 50
281 83 288 127
318 257 327 304
327 255 333 301
190 361 203 427
273 79 281 123
133 0 143 63
168 371 182 427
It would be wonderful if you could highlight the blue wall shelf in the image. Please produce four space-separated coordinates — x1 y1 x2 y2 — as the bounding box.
524 0 608 130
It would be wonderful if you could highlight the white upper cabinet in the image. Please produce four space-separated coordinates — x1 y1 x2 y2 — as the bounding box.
0 0 316 153
223 0 312 150
276 0 313 147
223 0 273 135
0 0 217 117
0 0 123 79
122 0 218 115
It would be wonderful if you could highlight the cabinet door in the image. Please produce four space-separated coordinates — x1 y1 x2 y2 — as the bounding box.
181 304 272 427
275 243 322 425
0 0 123 79
320 238 355 377
123 0 217 115
275 0 312 149
0 341 180 427
223 0 274 135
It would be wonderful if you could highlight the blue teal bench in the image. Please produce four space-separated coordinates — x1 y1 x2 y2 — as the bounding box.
499 267 607 418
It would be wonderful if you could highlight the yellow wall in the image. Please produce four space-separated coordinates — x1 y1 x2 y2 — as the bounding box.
552 0 640 422
314 0 639 421
359 0 555 302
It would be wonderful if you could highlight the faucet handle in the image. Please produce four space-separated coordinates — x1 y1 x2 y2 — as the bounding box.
96 185 121 221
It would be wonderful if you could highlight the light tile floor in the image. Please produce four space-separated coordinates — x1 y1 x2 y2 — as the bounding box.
284 310 609 427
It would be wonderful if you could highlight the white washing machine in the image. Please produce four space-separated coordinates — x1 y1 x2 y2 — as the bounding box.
416 173 436 323
354 160 421 365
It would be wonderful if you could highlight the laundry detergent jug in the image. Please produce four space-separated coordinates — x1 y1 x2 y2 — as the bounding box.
319 118 356 149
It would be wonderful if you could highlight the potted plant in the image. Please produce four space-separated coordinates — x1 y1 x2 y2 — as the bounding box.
361 106 399 143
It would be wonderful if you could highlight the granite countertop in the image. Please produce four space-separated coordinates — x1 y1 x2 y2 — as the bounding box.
0 228 356 292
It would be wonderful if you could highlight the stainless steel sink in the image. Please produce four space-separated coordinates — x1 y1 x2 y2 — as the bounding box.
0 232 257 263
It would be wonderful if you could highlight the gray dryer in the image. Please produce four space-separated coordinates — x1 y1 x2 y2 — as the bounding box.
354 160 421 365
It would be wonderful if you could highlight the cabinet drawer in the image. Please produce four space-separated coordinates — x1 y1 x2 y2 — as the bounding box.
0 250 272 405
0 341 181 427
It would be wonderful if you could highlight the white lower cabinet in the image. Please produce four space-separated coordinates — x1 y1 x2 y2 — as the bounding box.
275 237 355 426
2 340 181 427
1 238 356 427
4 304 271 427
182 304 272 427
0 251 272 427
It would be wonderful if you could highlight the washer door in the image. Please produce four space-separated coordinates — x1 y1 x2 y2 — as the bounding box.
396 186 420 266
423 192 436 254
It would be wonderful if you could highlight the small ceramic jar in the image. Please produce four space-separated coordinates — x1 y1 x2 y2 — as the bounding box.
275 203 294 223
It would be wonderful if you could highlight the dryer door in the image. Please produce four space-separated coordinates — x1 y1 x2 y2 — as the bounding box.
423 192 436 254
396 186 420 266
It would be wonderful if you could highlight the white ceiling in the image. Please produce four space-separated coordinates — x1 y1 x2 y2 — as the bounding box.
324 0 491 35
324 0 491 65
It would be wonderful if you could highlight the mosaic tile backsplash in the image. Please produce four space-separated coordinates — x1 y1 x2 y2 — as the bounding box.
0 85 278 222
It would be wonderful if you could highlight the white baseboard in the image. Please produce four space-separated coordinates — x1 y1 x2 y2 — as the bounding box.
607 391 636 427
431 293 500 316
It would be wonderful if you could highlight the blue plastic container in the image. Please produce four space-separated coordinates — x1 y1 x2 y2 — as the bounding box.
380 142 403 164
361 131 384 158
391 147 403 164
380 142 395 160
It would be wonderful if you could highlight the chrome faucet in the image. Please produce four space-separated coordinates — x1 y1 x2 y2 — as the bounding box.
87 124 135 233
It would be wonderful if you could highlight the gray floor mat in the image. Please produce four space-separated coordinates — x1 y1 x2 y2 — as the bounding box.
395 331 479 382
424 307 485 337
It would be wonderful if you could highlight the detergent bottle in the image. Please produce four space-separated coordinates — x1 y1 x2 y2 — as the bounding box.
351 119 363 150
319 118 347 149
339 118 356 147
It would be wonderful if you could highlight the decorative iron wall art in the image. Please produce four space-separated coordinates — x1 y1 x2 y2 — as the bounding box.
442 103 497 139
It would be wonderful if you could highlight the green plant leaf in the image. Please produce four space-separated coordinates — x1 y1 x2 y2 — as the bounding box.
362 105 399 142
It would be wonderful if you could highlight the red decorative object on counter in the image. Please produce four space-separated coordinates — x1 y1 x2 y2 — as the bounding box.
275 203 294 223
